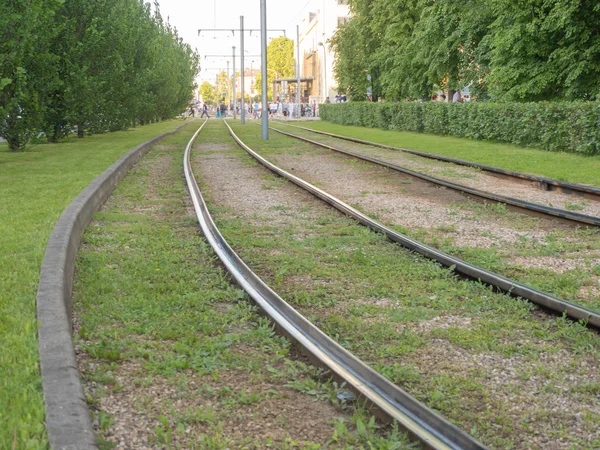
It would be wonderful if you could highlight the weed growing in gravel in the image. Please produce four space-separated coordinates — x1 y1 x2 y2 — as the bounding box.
208 121 600 448
75 123 409 448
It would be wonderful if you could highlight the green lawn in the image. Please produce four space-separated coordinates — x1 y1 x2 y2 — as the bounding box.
0 119 190 448
297 121 600 187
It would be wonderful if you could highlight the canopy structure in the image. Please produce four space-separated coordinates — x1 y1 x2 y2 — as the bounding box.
272 77 315 102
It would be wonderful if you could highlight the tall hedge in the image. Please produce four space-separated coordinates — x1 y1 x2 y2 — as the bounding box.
320 102 600 156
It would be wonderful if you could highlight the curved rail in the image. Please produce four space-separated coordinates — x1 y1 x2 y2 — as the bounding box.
224 121 600 328
269 125 600 227
275 122 600 203
185 121 488 450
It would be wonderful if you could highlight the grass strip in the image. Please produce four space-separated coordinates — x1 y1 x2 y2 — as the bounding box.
294 121 600 187
0 119 188 448
73 123 412 448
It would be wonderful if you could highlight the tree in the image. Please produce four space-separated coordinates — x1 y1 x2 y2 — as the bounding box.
215 71 229 104
199 81 216 105
0 0 63 151
484 0 600 100
255 36 295 100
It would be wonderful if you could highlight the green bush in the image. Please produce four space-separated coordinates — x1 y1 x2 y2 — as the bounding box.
319 102 600 156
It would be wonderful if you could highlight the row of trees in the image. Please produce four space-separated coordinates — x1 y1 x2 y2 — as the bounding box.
330 0 600 102
1 0 199 151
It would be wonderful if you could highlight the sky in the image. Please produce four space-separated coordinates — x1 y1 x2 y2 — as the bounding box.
156 0 322 82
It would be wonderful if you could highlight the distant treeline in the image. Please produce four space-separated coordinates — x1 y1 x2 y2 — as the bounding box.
1 0 199 151
330 0 600 102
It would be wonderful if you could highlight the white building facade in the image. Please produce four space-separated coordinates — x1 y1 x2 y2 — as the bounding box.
297 0 350 102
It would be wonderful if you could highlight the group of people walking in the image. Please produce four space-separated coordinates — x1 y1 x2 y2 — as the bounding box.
193 99 320 120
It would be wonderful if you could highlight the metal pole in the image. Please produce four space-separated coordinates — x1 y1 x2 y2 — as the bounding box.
296 25 301 119
260 0 268 140
240 16 245 124
322 45 327 102
226 60 230 114
232 46 237 120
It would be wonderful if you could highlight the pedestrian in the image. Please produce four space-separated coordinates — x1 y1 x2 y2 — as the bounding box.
325 97 331 104
220 102 227 117
200 102 210 118
253 101 259 119
452 90 462 103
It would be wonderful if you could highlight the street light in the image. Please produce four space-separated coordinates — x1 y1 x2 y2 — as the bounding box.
318 42 327 102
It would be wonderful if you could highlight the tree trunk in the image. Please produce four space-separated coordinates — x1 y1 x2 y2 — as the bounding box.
8 138 21 152
77 124 84 138
447 89 455 103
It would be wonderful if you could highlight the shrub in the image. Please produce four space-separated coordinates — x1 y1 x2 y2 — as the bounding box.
319 101 600 156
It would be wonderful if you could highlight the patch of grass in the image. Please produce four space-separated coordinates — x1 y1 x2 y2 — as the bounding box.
0 118 187 448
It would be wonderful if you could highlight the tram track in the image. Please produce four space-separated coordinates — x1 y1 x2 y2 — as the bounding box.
268 123 600 228
221 121 599 328
185 120 488 450
188 121 600 449
274 121 600 203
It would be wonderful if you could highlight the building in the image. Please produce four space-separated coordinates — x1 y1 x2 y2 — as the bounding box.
297 0 350 102
235 67 260 102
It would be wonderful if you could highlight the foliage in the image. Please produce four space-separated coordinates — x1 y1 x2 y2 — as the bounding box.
199 81 216 105
255 36 295 100
0 0 64 151
215 70 230 105
331 0 600 102
320 102 600 155
0 0 199 150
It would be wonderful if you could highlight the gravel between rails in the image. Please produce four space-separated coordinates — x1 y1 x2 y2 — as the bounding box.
274 125 600 219
253 128 600 312
72 129 397 449
193 122 600 449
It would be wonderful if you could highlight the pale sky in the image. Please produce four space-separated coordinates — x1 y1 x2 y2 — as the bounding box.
156 0 322 82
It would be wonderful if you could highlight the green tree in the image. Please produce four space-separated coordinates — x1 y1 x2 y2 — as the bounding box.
255 36 295 100
199 81 216 105
215 70 230 104
0 0 63 151
484 0 600 100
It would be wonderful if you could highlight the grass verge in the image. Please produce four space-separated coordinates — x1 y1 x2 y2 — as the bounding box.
0 119 189 448
293 121 600 187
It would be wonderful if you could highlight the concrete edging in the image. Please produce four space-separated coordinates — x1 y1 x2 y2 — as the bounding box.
36 121 190 449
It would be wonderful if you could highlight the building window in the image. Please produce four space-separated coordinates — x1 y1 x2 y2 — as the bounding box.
337 16 350 26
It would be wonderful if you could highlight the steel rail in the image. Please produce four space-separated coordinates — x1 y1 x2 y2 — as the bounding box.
224 121 600 328
275 121 600 203
269 125 600 227
185 122 488 450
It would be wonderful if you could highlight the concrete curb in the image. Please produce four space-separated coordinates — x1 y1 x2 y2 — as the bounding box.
36 121 191 449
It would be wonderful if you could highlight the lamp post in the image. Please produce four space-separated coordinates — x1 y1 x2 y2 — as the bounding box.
318 41 327 102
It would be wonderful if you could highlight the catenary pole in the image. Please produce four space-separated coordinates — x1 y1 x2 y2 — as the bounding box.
232 46 237 120
296 25 301 118
226 60 230 111
240 16 245 124
260 0 268 139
